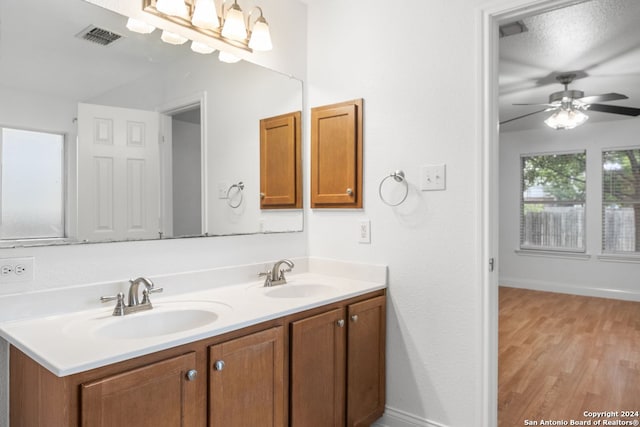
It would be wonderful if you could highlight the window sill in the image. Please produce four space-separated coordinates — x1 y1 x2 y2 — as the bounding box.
515 249 591 260
597 254 640 264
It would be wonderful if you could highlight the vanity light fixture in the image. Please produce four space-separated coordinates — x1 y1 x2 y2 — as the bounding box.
247 7 272 51
141 0 273 52
126 17 156 34
161 30 189 45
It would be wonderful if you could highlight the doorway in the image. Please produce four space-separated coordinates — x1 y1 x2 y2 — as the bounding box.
484 1 640 426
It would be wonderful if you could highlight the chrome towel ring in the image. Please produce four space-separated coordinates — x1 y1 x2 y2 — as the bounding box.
227 181 244 208
378 170 408 206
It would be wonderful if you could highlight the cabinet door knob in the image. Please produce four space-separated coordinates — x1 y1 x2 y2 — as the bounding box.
185 369 198 381
346 188 353 196
337 319 345 327
260 192 265 199
351 315 358 323
213 360 225 371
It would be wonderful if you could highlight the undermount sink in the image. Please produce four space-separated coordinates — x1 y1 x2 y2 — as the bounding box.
95 308 219 339
63 300 230 341
264 284 337 299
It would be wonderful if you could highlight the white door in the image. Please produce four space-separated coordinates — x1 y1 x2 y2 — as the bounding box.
77 103 161 241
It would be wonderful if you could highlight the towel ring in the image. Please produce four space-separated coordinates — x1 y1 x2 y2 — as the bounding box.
227 182 244 208
378 170 408 206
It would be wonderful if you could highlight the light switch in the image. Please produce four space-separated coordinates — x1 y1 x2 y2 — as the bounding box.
420 164 446 191
358 219 371 244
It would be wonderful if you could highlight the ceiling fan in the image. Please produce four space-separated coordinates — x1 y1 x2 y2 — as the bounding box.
500 73 640 129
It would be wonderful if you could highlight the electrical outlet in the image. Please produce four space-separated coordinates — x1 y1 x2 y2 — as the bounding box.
420 164 446 191
0 257 35 284
358 219 371 244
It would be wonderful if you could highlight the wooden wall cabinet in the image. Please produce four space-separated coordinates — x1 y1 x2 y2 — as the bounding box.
311 99 363 208
290 295 386 427
260 111 302 209
10 291 384 427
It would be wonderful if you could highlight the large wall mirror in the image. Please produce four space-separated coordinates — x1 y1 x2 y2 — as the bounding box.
0 0 303 247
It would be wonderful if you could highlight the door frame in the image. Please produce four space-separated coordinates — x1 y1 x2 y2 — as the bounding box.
159 92 208 236
479 1 589 426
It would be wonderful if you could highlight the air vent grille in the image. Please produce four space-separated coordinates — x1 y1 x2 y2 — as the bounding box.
75 26 123 46
499 20 528 38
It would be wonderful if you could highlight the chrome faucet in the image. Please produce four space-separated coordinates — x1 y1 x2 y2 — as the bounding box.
259 259 294 287
100 277 163 316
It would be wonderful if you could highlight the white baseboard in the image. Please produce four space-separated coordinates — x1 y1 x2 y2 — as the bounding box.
373 406 449 427
500 277 640 302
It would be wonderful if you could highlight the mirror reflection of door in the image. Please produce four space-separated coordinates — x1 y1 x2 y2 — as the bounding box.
77 103 161 242
169 107 202 237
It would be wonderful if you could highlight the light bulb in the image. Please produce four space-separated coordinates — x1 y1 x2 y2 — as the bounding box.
126 18 156 34
192 0 220 30
248 17 272 51
218 50 241 63
221 3 247 41
191 41 216 54
161 30 188 45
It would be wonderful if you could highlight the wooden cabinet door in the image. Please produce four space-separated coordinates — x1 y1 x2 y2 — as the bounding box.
260 112 302 209
311 99 363 208
290 308 347 427
347 296 386 427
80 352 197 427
209 327 284 427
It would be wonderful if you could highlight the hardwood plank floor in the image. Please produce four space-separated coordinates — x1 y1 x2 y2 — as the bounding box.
499 287 640 427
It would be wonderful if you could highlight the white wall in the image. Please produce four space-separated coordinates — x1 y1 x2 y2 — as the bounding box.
499 119 640 300
304 1 493 425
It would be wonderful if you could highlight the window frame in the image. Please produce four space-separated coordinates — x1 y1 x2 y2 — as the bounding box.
601 146 640 255
519 150 587 253
0 124 69 246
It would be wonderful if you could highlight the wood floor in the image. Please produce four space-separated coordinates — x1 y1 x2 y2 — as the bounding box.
499 287 640 426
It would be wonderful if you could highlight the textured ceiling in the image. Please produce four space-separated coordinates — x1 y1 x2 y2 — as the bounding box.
499 0 640 132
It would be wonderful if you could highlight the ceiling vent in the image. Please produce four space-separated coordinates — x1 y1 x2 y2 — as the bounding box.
499 20 528 38
75 25 123 46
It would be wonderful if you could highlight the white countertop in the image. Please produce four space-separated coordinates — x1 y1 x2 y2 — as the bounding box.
0 260 386 377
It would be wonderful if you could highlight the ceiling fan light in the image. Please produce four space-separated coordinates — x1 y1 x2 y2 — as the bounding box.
221 3 247 41
218 50 241 63
126 18 156 34
191 40 216 54
156 0 189 18
161 30 188 45
544 108 589 130
248 17 272 51
191 0 220 30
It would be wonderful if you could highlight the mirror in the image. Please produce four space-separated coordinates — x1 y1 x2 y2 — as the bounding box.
0 0 303 246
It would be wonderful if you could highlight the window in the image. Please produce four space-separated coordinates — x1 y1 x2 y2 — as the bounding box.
0 127 65 240
520 152 586 251
602 148 640 253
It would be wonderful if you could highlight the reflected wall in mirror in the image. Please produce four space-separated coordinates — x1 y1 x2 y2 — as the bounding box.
0 0 303 247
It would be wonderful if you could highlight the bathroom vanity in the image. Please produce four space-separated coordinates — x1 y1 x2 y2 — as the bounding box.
2 260 386 427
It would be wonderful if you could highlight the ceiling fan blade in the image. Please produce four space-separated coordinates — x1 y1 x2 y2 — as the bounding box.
578 93 628 104
587 103 640 116
500 108 551 125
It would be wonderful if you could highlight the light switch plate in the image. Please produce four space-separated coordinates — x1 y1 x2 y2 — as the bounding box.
358 219 371 244
420 164 446 191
